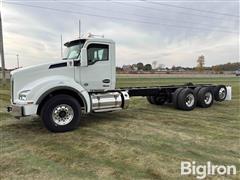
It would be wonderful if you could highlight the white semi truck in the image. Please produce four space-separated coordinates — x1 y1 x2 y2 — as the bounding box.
7 35 231 132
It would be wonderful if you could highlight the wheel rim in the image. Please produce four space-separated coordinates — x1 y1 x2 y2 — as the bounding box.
185 94 195 107
219 88 226 100
52 104 74 126
204 92 213 105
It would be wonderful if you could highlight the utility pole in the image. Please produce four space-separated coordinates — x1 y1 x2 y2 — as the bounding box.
0 9 6 84
60 34 63 59
16 54 19 68
79 19 81 38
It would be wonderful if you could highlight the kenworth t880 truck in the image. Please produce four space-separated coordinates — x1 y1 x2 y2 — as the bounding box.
7 35 231 132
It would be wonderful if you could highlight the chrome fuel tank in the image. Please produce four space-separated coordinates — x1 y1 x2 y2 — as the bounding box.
90 91 129 112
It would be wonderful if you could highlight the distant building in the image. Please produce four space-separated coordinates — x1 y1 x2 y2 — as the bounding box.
132 64 138 71
122 65 132 72
157 68 168 72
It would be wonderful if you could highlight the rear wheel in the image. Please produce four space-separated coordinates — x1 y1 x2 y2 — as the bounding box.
153 96 166 105
197 87 214 108
147 96 166 105
193 86 202 97
172 88 184 108
177 88 196 111
214 85 227 101
41 94 81 132
147 96 155 104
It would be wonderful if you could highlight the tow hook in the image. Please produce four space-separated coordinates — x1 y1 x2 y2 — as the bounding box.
6 106 21 119
7 106 12 112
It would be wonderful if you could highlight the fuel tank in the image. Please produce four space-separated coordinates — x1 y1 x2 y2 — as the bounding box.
91 91 129 112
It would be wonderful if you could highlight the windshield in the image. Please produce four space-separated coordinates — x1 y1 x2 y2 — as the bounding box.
63 40 85 60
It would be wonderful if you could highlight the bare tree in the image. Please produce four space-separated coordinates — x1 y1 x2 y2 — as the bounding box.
152 61 157 69
196 55 205 72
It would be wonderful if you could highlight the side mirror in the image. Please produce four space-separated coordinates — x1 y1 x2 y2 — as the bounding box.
80 48 88 66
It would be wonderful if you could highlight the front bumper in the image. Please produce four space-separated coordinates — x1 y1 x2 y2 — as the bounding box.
7 99 38 117
7 105 24 118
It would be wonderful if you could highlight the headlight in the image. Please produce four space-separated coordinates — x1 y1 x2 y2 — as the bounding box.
18 90 30 101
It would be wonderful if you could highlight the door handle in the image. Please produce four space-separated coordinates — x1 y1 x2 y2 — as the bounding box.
102 79 110 83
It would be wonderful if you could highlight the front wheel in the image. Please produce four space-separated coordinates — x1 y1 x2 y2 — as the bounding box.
41 94 81 132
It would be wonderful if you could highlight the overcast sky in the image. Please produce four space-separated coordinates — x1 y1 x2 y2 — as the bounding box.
1 0 239 69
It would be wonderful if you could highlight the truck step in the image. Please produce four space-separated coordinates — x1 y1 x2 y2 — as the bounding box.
93 107 122 113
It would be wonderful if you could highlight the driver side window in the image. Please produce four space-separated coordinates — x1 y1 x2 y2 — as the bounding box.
87 44 109 65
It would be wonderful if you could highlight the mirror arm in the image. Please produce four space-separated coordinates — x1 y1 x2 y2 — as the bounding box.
74 60 80 66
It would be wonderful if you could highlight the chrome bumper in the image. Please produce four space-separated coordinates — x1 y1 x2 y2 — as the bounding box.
7 105 24 118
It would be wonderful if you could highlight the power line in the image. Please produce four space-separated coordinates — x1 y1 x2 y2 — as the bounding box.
0 10 6 84
114 2 236 21
145 1 240 18
3 1 238 34
61 1 233 30
5 53 59 59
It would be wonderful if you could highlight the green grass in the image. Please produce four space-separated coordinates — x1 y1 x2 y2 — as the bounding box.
0 76 239 179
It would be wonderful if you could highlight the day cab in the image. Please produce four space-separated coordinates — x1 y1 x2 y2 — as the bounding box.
7 35 231 132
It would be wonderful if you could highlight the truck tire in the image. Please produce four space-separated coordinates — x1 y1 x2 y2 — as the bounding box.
193 86 202 97
40 94 81 132
153 96 166 105
172 88 184 108
177 88 196 111
214 85 227 101
147 96 165 105
196 87 214 108
147 96 155 104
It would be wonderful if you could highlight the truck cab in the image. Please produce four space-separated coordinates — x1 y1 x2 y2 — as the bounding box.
8 35 129 132
63 37 116 91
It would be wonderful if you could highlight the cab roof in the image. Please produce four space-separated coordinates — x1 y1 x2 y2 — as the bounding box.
64 36 114 47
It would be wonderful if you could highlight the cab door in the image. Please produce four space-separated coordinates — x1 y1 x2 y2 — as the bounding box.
80 42 112 91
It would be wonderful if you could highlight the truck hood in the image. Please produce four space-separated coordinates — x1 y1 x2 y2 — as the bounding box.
11 61 72 77
11 60 75 101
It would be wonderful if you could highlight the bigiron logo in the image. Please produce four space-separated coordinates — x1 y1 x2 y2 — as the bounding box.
181 161 237 179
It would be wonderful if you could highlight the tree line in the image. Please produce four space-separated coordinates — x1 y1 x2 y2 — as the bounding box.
117 55 239 72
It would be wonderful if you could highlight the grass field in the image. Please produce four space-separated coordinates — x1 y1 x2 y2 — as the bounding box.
0 76 239 179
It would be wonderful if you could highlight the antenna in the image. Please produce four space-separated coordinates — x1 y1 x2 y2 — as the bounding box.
16 54 19 68
60 34 63 59
79 20 81 38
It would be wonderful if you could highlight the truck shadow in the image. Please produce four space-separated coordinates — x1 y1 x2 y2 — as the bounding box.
2 110 132 134
2 102 187 134
79 110 132 127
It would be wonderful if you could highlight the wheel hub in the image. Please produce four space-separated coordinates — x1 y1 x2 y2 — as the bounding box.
59 111 67 118
52 104 74 126
204 92 213 105
185 94 194 107
219 88 226 99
